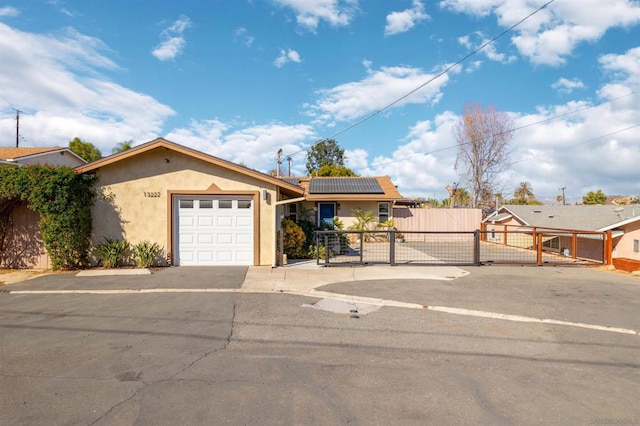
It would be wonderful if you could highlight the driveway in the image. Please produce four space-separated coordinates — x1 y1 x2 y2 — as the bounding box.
1 266 639 425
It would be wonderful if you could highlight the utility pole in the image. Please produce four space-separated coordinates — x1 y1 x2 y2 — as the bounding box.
275 148 282 177
559 186 566 205
13 108 22 148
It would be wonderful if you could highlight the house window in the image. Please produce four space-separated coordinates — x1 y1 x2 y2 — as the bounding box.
179 199 194 208
238 200 252 209
288 203 298 222
378 202 390 223
634 239 639 253
219 200 232 209
199 200 213 209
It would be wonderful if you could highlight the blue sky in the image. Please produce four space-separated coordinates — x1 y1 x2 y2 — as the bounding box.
1 0 639 202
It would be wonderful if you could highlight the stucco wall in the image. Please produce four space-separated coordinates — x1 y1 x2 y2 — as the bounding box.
613 221 640 260
91 148 279 266
18 151 85 168
296 200 383 229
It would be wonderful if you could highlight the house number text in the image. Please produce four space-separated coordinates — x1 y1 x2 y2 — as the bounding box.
144 192 161 198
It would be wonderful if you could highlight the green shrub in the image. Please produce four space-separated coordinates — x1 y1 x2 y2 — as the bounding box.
0 165 97 269
132 241 162 268
95 238 130 268
308 244 329 260
281 219 306 259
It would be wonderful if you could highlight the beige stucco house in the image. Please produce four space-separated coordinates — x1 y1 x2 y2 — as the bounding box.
76 138 305 267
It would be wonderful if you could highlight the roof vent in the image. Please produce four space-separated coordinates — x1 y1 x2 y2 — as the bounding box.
533 210 542 213
614 207 624 212
548 215 554 218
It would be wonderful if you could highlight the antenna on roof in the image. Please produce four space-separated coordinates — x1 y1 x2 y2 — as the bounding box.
286 156 292 177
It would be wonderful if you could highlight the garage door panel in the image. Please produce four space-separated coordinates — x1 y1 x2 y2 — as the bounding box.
217 233 233 244
236 216 252 227
176 196 254 266
236 233 252 245
198 233 214 244
198 216 214 226
217 216 233 227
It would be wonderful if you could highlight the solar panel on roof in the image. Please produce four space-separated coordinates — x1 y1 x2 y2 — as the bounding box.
309 178 383 194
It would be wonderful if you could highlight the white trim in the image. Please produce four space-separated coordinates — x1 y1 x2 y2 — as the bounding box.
597 215 640 231
10 148 87 164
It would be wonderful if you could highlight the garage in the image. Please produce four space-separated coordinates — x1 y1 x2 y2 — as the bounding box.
174 196 254 266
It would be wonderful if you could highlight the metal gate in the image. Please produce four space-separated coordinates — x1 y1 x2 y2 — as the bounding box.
314 229 611 267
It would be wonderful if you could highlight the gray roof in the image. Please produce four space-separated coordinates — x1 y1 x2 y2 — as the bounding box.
280 177 301 186
490 205 640 231
309 177 383 194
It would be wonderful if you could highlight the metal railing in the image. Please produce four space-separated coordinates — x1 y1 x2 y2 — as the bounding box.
314 229 611 267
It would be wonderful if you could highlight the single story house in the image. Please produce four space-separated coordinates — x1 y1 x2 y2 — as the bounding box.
280 176 403 229
76 138 404 267
484 204 640 265
0 146 86 168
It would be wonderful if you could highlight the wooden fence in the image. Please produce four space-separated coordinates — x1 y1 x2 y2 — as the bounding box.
393 207 482 238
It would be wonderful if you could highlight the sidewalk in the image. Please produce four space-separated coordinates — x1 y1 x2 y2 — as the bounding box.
241 261 470 294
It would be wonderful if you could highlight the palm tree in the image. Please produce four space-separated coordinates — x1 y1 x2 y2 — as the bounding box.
514 181 534 203
112 140 133 154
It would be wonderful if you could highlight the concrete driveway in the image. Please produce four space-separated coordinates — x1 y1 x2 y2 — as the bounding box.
1 265 639 425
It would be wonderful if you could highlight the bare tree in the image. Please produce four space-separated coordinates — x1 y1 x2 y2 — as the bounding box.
454 103 515 208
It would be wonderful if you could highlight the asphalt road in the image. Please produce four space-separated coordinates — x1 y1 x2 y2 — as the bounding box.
0 266 638 425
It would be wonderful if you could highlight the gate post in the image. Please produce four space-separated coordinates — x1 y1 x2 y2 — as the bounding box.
324 234 330 266
474 230 481 265
390 230 396 266
604 230 613 265
536 233 543 265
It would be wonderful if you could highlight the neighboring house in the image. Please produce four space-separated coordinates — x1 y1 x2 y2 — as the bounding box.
484 205 640 264
0 147 87 269
0 146 86 168
76 138 305 267
280 176 403 229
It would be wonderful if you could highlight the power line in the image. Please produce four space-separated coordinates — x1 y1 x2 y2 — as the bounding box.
349 90 638 172
284 0 557 160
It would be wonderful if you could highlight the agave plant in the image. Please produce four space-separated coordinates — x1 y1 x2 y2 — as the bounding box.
95 237 130 268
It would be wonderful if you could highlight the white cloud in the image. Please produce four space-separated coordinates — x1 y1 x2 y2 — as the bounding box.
165 120 316 173
272 0 359 32
306 62 456 124
551 77 586 94
457 31 517 63
151 15 191 61
0 6 19 17
0 23 174 152
274 48 302 68
351 112 460 198
440 0 640 66
235 27 255 47
384 0 430 36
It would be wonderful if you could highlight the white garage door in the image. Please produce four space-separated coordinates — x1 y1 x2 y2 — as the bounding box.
175 196 254 266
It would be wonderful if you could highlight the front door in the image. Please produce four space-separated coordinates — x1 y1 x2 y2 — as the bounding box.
318 203 336 226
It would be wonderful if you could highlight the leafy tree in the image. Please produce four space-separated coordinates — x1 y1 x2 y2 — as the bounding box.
69 137 102 162
583 189 607 205
306 139 346 175
316 164 357 177
454 103 515 208
556 194 564 205
513 181 535 204
112 140 133 154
